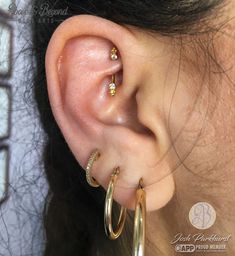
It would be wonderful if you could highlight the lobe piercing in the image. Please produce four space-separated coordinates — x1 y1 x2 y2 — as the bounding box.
85 150 100 187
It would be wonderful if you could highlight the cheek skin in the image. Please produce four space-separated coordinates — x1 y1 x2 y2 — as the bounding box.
160 51 206 171
163 33 235 195
145 9 235 250
165 72 218 176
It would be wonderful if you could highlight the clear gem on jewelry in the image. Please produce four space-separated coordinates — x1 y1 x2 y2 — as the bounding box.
108 74 117 96
109 82 116 96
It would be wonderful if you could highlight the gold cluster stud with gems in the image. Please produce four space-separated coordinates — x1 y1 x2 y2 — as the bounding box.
109 75 116 97
110 47 118 61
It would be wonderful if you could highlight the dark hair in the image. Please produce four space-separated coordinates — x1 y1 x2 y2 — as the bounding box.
32 1 224 255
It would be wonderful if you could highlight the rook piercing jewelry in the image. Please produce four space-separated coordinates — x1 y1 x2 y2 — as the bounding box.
104 167 127 240
85 150 100 187
109 47 118 96
133 178 146 256
110 47 118 61
109 74 117 97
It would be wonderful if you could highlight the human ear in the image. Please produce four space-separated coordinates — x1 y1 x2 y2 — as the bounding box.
45 15 175 211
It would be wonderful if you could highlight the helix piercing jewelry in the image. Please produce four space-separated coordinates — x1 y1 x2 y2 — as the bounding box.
110 47 118 61
109 74 117 97
133 178 146 256
85 150 100 187
104 167 127 240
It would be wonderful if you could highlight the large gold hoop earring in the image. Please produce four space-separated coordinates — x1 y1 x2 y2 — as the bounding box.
133 178 146 256
104 167 127 240
85 150 100 187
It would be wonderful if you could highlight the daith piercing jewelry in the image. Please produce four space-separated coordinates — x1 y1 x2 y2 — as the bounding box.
85 149 100 187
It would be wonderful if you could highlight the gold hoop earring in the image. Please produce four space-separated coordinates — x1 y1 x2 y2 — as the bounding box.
104 167 127 240
133 178 146 256
85 150 100 187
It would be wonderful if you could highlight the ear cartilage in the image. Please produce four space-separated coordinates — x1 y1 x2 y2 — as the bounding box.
110 47 118 61
109 75 117 96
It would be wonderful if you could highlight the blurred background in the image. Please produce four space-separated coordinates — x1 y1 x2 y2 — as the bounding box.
0 1 48 255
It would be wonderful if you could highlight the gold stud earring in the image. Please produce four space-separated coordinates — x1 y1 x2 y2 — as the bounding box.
109 75 117 97
110 47 118 61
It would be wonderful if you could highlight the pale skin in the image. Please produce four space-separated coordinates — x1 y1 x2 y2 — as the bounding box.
45 2 235 254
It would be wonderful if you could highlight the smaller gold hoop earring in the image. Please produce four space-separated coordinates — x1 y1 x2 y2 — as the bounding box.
85 150 100 187
133 178 146 256
104 167 127 240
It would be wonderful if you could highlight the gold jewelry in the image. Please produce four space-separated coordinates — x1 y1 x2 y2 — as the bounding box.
133 178 146 256
109 47 118 96
110 47 118 61
109 75 117 97
104 167 127 240
85 150 100 187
